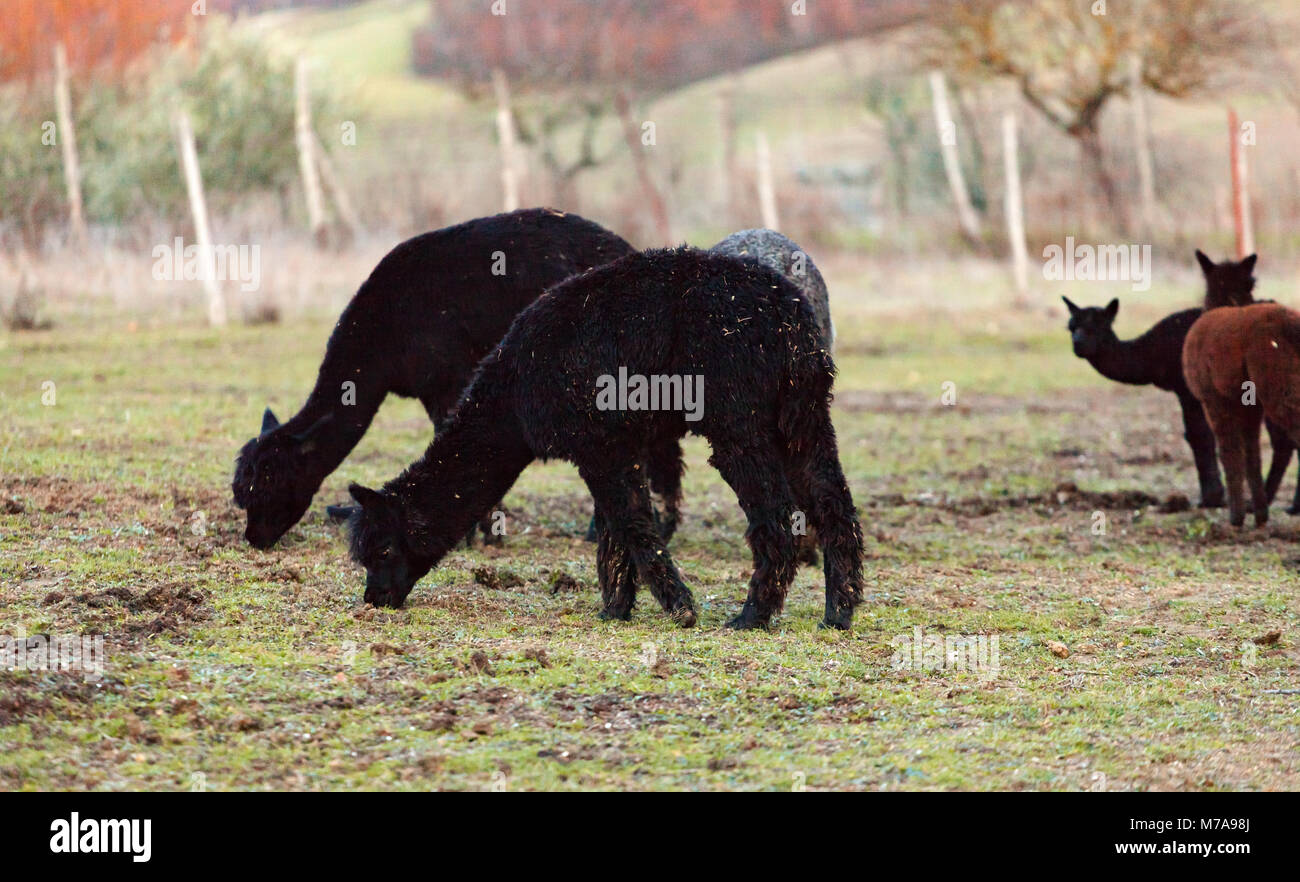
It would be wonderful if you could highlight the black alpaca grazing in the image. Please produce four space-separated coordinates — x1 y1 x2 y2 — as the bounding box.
1062 249 1299 510
346 247 866 630
233 208 638 549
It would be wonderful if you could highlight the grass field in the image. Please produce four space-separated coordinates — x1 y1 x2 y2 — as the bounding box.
2 257 1298 791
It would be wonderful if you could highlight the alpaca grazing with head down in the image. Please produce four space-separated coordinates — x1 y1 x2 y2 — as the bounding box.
231 208 648 549
1183 302 1300 528
346 247 865 630
1063 250 1300 511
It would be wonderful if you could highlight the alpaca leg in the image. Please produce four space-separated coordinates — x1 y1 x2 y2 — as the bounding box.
1209 409 1249 527
646 438 684 543
708 439 801 630
1178 393 1224 508
1241 409 1268 527
581 465 697 627
593 510 638 620
783 463 822 567
1263 419 1292 507
1263 420 1298 512
783 416 865 630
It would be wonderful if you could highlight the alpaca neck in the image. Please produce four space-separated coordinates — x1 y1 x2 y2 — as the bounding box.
393 393 534 557
1086 336 1151 385
289 328 389 481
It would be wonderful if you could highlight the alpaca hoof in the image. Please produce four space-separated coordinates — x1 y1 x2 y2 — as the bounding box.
598 608 632 622
1229 514 1246 528
669 605 697 628
1255 512 1270 528
818 617 851 631
725 606 770 631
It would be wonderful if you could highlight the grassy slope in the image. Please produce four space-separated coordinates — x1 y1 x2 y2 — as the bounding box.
2 260 1298 791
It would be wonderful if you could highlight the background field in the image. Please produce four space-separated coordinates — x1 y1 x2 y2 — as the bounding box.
3 258 1298 791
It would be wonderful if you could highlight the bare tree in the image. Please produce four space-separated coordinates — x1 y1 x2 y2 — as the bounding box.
922 0 1266 233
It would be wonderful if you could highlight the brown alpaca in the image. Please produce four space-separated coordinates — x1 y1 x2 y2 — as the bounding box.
1183 302 1300 527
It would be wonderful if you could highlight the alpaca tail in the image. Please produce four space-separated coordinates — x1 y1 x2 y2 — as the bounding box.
1278 311 1300 355
777 342 835 452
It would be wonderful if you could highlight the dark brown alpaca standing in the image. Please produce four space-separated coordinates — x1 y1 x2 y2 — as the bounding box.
1063 250 1299 510
1183 302 1300 527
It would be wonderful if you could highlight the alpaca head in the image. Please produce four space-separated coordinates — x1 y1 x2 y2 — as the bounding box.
1062 296 1119 359
345 483 437 608
1196 249 1257 309
232 407 332 549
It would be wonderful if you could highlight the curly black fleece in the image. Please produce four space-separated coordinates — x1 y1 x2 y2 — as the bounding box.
347 246 866 630
232 208 636 549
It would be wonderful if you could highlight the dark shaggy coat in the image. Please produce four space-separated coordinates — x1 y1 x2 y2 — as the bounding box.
347 246 865 631
1062 251 1297 511
232 208 636 549
1184 302 1300 527
711 228 834 349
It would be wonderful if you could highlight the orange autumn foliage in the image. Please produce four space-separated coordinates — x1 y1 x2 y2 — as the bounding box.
0 0 191 82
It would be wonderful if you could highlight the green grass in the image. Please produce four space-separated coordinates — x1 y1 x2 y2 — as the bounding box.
2 259 1299 791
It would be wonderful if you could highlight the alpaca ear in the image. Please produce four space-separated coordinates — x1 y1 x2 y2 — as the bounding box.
1104 298 1119 320
261 407 280 434
325 504 357 524
1240 254 1257 274
1195 249 1215 276
348 483 385 511
291 414 332 444
1061 296 1080 316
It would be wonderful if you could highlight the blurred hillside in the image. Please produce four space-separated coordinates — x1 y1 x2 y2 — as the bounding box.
4 0 1300 326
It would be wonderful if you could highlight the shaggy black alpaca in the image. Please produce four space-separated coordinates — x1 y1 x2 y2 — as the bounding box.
233 208 640 549
347 247 865 630
1063 250 1298 510
1198 249 1257 310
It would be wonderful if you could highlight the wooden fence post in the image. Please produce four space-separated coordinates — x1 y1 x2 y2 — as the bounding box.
174 109 226 327
313 132 360 238
1002 112 1030 299
53 44 87 247
929 71 982 245
295 57 328 246
492 68 521 212
755 131 780 232
1228 107 1254 258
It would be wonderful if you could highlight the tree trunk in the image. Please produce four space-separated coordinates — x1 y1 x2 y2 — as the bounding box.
614 90 672 245
1074 124 1128 235
1129 55 1157 236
